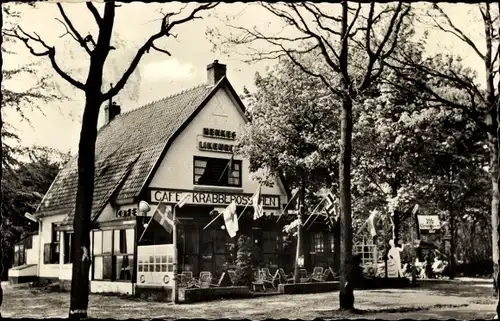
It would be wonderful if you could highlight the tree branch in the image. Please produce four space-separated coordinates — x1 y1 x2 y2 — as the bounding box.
150 43 171 56
432 4 486 61
358 2 408 91
5 27 85 91
103 3 218 101
56 3 92 55
86 2 103 26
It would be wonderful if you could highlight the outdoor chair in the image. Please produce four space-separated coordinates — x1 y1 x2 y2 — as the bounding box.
180 271 194 288
311 267 324 282
299 269 310 283
261 268 280 288
278 268 294 284
198 271 213 288
328 267 339 280
252 270 266 292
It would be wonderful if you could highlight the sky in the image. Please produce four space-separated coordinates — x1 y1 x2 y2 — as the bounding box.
4 2 489 156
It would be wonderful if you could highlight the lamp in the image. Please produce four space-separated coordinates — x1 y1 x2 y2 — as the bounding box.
139 201 151 228
139 201 151 214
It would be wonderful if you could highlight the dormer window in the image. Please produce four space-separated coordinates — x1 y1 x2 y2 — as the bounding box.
193 156 242 187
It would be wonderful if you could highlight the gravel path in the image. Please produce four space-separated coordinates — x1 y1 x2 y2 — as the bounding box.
1 281 495 319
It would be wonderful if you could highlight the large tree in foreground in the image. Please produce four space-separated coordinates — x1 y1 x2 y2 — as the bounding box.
6 2 217 318
210 2 411 309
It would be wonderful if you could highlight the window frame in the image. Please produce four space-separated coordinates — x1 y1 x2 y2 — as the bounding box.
192 156 243 188
63 232 74 264
46 224 60 264
92 228 135 282
312 232 325 253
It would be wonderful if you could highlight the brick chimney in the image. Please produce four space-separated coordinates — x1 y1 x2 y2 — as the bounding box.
104 101 121 125
207 60 226 86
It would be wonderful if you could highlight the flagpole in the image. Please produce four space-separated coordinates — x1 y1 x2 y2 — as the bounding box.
138 202 160 243
172 203 178 304
354 219 369 238
303 198 326 227
218 153 234 182
237 182 262 220
276 189 300 222
303 188 335 227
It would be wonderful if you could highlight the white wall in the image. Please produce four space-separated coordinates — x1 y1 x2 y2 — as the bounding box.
59 264 73 280
149 86 287 204
95 203 116 223
38 214 65 278
26 235 39 265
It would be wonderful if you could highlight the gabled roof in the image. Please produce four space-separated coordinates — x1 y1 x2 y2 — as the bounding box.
35 77 239 221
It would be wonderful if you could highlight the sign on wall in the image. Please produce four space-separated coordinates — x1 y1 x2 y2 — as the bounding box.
417 215 441 233
137 244 175 287
116 204 138 218
198 127 237 154
149 188 281 209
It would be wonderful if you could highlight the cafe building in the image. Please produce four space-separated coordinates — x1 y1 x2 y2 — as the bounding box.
22 60 310 294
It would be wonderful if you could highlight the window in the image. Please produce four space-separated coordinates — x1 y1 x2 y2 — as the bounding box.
92 229 134 282
313 233 324 253
14 245 26 266
137 254 174 274
43 243 59 264
328 234 334 253
43 225 60 264
63 232 74 264
263 232 281 253
193 156 242 187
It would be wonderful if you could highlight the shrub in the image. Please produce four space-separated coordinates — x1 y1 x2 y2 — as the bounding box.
233 234 254 287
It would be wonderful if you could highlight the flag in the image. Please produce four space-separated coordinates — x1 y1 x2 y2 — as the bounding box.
324 192 337 218
222 201 238 237
284 188 300 213
228 154 234 177
177 193 191 208
252 185 264 220
153 202 174 233
367 211 378 237
323 192 338 231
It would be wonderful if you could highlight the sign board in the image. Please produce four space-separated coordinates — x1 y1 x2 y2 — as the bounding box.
198 127 237 154
417 215 441 232
137 244 175 287
387 260 399 278
149 188 281 209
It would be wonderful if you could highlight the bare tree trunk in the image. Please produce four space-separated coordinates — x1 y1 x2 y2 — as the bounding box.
334 220 341 275
449 211 456 279
338 1 354 310
294 178 306 283
69 95 101 319
0 3 4 316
